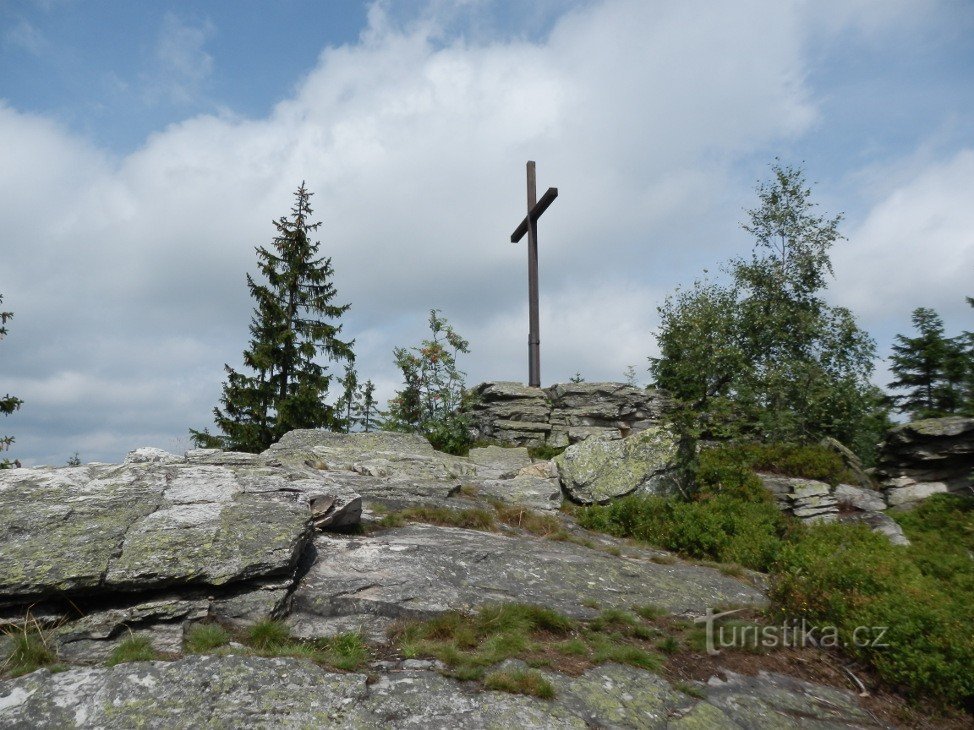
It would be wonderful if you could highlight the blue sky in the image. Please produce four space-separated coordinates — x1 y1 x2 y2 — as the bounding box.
1 0 973 465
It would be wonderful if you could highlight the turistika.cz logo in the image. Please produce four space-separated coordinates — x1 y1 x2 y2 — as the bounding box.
694 608 889 656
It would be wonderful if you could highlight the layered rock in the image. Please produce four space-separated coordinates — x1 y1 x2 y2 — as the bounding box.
555 427 680 504
468 381 668 448
0 657 881 729
874 416 974 507
759 475 909 546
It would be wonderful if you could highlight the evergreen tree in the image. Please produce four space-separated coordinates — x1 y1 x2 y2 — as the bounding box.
651 162 880 459
192 183 354 452
335 363 358 433
387 310 471 454
0 294 22 468
888 302 974 419
357 379 380 432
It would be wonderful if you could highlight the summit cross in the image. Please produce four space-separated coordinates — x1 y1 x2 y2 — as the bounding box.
510 160 558 388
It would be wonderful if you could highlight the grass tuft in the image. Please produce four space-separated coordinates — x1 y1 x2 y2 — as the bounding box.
184 623 232 654
2 628 59 677
106 635 158 666
484 668 555 699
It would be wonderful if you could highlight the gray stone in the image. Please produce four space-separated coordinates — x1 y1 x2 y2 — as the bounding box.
478 476 563 511
876 416 974 492
287 524 764 636
837 512 910 547
886 481 948 507
0 461 314 605
555 427 680 504
467 445 533 479
702 670 882 728
0 656 882 729
833 483 887 512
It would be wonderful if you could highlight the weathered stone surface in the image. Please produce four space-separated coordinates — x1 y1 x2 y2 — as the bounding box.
478 476 563 511
833 483 887 512
836 512 910 546
886 481 949 508
555 427 679 504
875 416 974 494
702 670 881 728
287 524 764 637
467 445 533 479
820 436 875 489
0 459 313 604
0 657 882 729
469 381 669 449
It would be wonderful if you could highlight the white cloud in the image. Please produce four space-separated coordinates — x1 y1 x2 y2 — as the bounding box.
832 149 974 329
0 0 957 464
144 13 215 105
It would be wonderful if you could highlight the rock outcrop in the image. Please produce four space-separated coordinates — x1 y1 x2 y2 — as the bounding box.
469 381 668 448
759 475 909 546
874 416 974 507
555 427 680 504
0 430 903 727
0 657 881 729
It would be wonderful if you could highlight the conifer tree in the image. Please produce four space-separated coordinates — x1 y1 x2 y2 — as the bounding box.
335 363 358 433
888 302 974 419
1 294 22 468
357 379 380 432
192 183 353 452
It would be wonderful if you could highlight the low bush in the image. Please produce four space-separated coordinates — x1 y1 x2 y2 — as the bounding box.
769 522 974 706
577 494 790 571
696 442 855 499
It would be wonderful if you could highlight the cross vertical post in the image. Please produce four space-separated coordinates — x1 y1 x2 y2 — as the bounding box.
526 161 541 388
510 161 557 388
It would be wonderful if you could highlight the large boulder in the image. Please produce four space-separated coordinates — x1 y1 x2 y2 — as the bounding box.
468 381 552 446
875 417 974 504
554 427 679 504
0 451 316 605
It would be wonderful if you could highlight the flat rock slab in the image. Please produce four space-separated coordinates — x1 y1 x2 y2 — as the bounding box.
287 524 764 636
467 445 533 478
0 657 879 729
0 456 314 604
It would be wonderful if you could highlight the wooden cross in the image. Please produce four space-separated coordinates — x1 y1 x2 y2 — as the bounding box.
510 161 558 388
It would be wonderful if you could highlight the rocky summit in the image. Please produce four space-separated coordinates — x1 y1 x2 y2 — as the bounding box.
0 431 899 728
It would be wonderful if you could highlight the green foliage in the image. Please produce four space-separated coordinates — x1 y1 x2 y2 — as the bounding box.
888 302 974 418
184 623 232 654
246 619 292 651
0 294 23 468
2 628 58 677
106 635 159 666
386 309 472 455
483 668 556 699
192 183 354 452
335 363 358 433
769 522 974 706
696 442 855 499
526 444 566 461
576 494 789 572
66 452 82 467
377 505 497 532
357 379 381 432
569 372 585 383
650 162 882 462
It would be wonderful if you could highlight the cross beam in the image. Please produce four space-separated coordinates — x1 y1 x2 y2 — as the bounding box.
510 161 557 388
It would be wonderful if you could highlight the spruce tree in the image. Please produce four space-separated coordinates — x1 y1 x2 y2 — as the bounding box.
0 294 22 468
193 183 353 452
335 363 358 434
888 307 956 418
357 379 380 432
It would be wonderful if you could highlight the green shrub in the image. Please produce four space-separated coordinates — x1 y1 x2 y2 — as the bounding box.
769 523 974 706
527 444 567 461
699 442 855 490
894 493 974 602
106 635 158 666
577 494 790 571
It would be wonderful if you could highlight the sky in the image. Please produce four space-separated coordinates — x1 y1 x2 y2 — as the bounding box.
1 0 972 466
